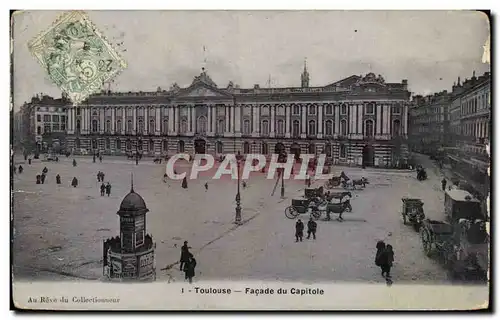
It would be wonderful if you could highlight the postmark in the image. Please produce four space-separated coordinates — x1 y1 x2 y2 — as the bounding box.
27 11 127 105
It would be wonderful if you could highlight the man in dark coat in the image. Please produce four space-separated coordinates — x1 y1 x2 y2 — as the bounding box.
105 182 112 197
56 174 61 184
100 183 106 196
295 219 304 242
441 178 447 191
184 254 197 284
36 174 41 184
40 173 46 184
28 158 32 165
71 177 78 187
179 241 191 271
378 244 394 278
181 176 188 189
204 182 208 191
306 217 317 240
72 159 77 167
99 155 103 163
97 172 101 182
18 165 23 174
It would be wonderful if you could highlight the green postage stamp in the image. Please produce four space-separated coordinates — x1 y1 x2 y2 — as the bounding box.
28 11 127 105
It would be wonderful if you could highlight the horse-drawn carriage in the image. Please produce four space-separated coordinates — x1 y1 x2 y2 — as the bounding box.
304 187 324 199
401 197 426 231
285 198 322 220
341 177 369 190
419 189 488 280
416 167 427 181
324 176 342 189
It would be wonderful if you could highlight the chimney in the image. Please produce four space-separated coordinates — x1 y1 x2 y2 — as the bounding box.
401 79 408 90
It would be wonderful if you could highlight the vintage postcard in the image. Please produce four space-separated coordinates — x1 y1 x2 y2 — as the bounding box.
11 10 491 310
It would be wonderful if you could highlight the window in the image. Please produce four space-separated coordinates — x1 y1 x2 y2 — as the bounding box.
52 123 59 131
308 120 316 135
149 139 154 152
341 104 347 115
61 123 66 131
76 120 81 133
37 126 41 135
106 120 111 133
180 119 188 134
37 115 41 122
340 119 347 136
243 119 251 135
391 105 401 115
105 138 111 149
76 108 81 116
365 103 375 115
91 139 97 149
116 120 122 132
92 120 98 132
326 104 333 115
308 144 316 154
149 119 155 134
75 138 81 148
52 115 59 122
261 106 270 116
392 119 401 136
137 108 144 117
127 120 133 134
293 105 300 115
61 115 66 123
261 120 269 135
277 120 284 135
292 120 300 137
163 140 168 151
324 143 332 157
135 230 145 247
163 119 168 134
217 119 225 134
116 139 121 150
197 116 207 134
138 120 144 134
325 120 333 136
277 106 285 116
216 141 223 154
126 139 131 150
243 142 250 154
340 144 346 158
365 120 374 137
308 105 316 115
262 143 268 155
44 115 51 122
178 140 185 153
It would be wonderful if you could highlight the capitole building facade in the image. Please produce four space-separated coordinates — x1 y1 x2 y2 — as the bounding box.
65 64 411 167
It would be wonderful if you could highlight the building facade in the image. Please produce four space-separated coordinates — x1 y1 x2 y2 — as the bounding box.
409 90 450 154
65 67 411 166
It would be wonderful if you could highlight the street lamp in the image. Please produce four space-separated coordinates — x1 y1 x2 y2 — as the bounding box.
279 151 286 198
235 151 242 224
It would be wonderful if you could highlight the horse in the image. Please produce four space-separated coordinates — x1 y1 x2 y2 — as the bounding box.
324 199 352 221
342 177 368 190
326 191 352 202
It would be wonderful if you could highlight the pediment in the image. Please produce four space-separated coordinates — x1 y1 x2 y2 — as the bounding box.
176 83 232 98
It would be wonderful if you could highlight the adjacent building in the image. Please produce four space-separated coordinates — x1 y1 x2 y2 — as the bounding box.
65 66 411 167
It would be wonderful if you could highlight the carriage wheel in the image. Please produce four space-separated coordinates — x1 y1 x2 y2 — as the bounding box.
345 204 352 212
420 229 432 257
285 206 298 219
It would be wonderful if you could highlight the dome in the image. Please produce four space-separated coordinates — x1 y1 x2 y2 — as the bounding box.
118 191 148 213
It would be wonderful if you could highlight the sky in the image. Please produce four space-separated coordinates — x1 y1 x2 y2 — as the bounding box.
12 10 490 109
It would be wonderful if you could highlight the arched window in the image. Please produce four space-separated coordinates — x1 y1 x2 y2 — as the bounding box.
262 143 268 155
365 120 374 138
243 141 250 154
392 119 401 136
309 144 316 154
126 139 131 150
261 120 269 135
277 120 285 135
308 120 316 135
340 144 346 158
163 140 168 152
261 106 269 116
325 143 332 157
116 139 121 150
197 116 207 134
149 139 155 152
243 119 251 134
138 120 144 134
277 105 285 116
75 138 80 148
308 105 316 115
178 140 185 153
217 119 225 134
105 138 110 149
92 120 98 132
116 120 121 133
216 141 223 154
149 119 155 134
180 119 188 133
105 120 111 133
340 119 347 136
325 120 333 136
292 120 300 137
163 119 168 134
341 104 347 115
127 120 133 134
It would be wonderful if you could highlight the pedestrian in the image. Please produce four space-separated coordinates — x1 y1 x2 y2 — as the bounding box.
56 174 61 185
72 159 77 167
71 177 78 188
18 165 23 174
36 174 41 184
100 183 106 196
101 172 105 181
28 158 32 165
105 182 112 196
441 178 447 191
379 244 394 278
181 176 188 189
306 217 317 240
375 241 386 268
163 173 168 183
179 241 191 271
295 219 304 242
242 181 247 189
97 172 101 182
93 154 96 163
307 176 312 188
204 182 208 191
184 254 197 284
55 156 59 162
41 173 46 184
99 155 103 163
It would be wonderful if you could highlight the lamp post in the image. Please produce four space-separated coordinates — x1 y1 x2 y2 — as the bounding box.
280 151 286 198
235 151 242 224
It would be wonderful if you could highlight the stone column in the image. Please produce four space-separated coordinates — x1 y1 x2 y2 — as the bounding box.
133 107 137 134
225 105 230 133
402 104 408 135
334 105 340 134
175 106 180 134
376 104 382 135
382 104 389 134
213 105 217 134
318 104 323 136
270 105 275 137
187 105 192 133
168 106 174 135
285 104 291 138
156 106 161 135
145 107 149 134
357 104 363 134
301 104 306 134
235 103 241 133
349 104 356 136
207 105 212 134
111 107 115 134
191 105 196 134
